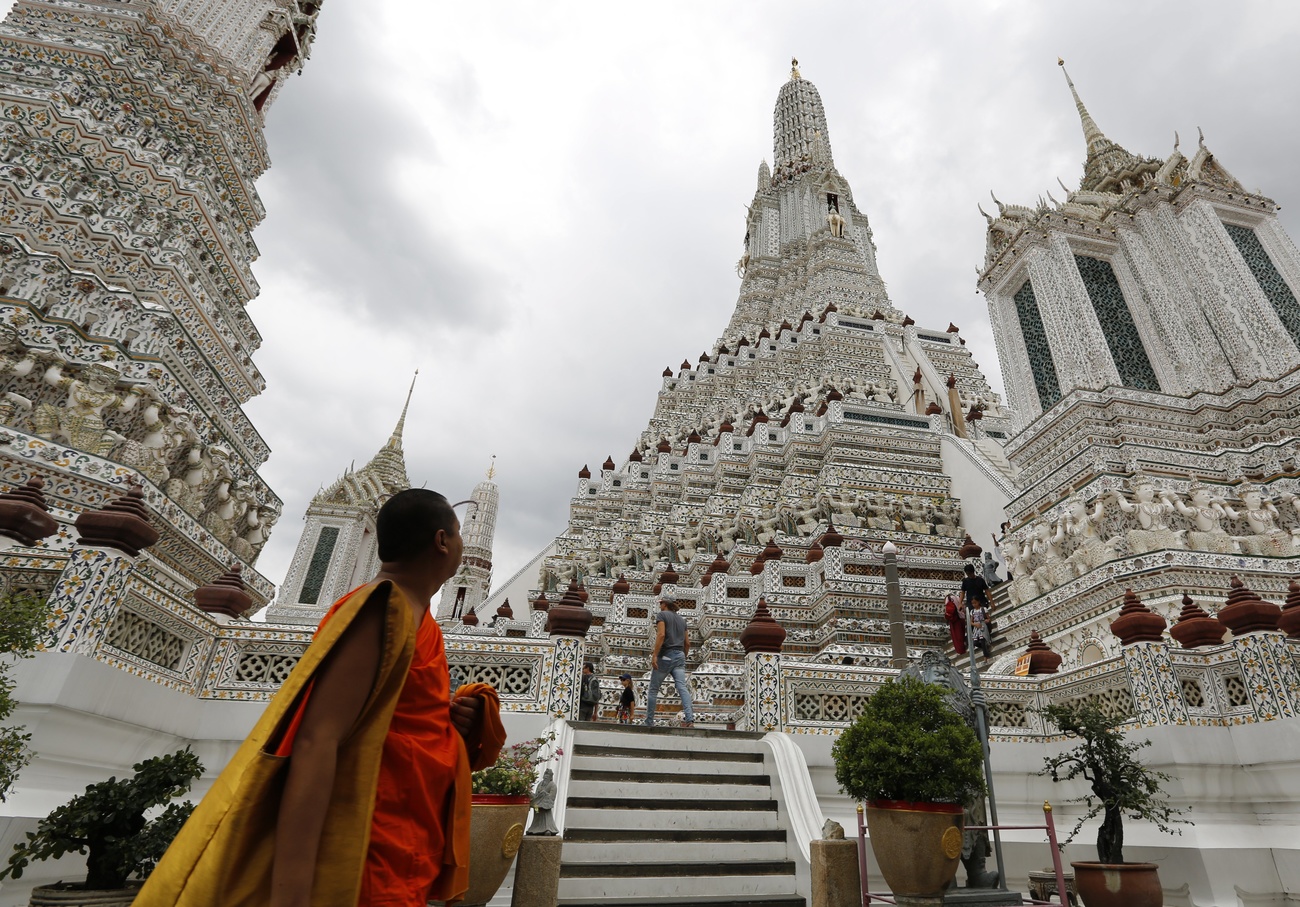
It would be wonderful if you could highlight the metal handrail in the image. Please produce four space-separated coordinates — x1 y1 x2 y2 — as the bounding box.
856 801 1072 905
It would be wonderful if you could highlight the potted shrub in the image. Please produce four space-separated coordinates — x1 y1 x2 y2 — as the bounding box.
461 731 561 907
1041 701 1188 907
0 749 202 907
832 675 986 902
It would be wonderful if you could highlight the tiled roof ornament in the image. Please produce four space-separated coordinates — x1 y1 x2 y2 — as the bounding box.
1023 631 1062 674
0 476 59 546
1218 574 1281 636
545 579 592 637
1109 588 1167 645
462 605 478 627
702 554 729 585
958 534 982 560
496 599 514 620
654 563 679 594
740 597 786 654
818 518 844 549
578 464 591 479
194 563 253 620
1169 592 1226 648
74 484 159 556
1278 578 1300 640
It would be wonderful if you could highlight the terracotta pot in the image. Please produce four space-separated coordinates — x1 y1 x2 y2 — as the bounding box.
461 795 531 907
1070 861 1162 907
865 800 963 898
29 880 142 907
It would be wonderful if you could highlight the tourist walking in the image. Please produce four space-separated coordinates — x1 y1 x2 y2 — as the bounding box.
136 489 506 907
579 662 601 721
968 601 994 660
617 673 636 723
944 592 967 655
960 562 995 660
643 595 695 727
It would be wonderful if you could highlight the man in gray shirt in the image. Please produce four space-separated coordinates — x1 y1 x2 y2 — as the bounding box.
644 595 695 727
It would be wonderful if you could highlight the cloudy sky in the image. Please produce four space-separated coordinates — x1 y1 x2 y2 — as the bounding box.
189 2 1300 596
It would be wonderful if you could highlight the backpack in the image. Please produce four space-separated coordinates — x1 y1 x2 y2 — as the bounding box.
581 674 600 704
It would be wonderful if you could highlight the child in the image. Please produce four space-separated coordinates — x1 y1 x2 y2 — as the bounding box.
969 602 993 660
616 673 636 723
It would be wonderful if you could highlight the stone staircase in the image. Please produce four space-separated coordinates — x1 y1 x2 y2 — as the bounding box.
556 723 806 907
973 436 1020 486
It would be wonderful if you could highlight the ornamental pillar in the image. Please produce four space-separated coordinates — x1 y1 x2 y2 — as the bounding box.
47 485 159 654
1219 577 1300 721
1109 589 1187 726
739 597 785 732
544 580 592 720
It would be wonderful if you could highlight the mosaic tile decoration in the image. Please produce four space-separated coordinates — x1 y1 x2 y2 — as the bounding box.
1074 255 1161 392
1013 279 1062 411
1225 222 1300 347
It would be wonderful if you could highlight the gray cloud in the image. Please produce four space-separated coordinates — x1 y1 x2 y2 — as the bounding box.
243 0 1300 598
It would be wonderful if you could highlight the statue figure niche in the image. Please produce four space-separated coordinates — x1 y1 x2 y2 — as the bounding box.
1223 484 1291 556
29 357 143 456
1172 481 1237 554
1110 475 1186 554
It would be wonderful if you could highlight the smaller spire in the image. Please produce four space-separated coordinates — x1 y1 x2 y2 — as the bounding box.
790 56 801 80
387 370 418 451
1058 58 1106 155
486 455 496 481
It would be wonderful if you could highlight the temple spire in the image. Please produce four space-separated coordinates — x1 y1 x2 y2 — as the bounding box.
387 370 417 450
1057 59 1148 193
1059 58 1109 157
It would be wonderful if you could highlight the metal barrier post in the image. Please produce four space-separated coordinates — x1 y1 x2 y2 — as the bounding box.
1044 801 1068 905
857 803 871 903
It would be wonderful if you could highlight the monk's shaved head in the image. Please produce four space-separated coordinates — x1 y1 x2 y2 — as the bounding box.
376 489 458 562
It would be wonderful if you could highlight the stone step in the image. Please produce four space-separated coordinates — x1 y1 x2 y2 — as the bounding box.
570 767 768 786
567 778 771 800
573 742 764 762
562 859 796 879
573 728 767 756
564 806 781 830
556 871 800 902
562 839 790 863
567 796 775 812
564 827 787 844
557 896 805 907
570 753 768 776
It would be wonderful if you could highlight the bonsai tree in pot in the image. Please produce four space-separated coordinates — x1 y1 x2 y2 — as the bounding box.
1041 701 1188 907
1 748 202 900
833 675 985 902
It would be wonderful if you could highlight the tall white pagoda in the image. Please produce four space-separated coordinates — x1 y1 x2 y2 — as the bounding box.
979 62 1300 672
487 60 1020 713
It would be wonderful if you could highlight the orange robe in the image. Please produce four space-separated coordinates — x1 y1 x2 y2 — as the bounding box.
135 581 505 907
282 593 498 904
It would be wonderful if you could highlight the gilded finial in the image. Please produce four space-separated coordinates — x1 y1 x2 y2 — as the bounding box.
1058 57 1065 66
790 57 801 80
486 455 496 481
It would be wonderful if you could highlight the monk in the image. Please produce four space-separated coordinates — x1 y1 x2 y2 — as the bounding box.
137 488 505 907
